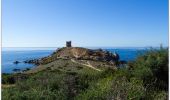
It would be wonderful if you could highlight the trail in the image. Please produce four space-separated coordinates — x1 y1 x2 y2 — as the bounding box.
71 59 101 71
2 84 15 88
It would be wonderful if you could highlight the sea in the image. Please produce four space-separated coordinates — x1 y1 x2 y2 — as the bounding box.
2 47 148 73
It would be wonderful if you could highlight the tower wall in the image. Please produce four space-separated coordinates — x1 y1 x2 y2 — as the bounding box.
66 41 72 47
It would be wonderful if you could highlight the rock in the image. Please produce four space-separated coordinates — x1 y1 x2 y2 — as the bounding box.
54 47 121 63
13 68 21 72
23 47 121 65
113 52 120 61
22 68 31 72
24 59 40 65
13 61 20 64
119 60 127 64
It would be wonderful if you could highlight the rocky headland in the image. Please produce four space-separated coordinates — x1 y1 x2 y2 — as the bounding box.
24 47 120 66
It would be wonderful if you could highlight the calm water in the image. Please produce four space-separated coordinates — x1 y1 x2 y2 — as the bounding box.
2 47 146 73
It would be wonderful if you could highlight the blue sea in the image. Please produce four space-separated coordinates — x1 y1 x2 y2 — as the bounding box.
2 47 147 73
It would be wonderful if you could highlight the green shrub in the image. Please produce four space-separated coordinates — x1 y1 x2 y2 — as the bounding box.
2 74 15 84
2 48 168 100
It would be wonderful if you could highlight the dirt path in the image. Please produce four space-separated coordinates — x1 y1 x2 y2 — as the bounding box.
2 84 15 88
71 59 101 71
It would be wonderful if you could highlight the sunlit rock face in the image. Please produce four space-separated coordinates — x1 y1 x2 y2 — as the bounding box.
54 47 119 61
24 47 120 65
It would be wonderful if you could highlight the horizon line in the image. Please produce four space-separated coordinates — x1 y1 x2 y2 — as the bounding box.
2 46 168 48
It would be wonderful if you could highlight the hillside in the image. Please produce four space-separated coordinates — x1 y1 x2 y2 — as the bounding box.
24 47 120 66
2 48 168 100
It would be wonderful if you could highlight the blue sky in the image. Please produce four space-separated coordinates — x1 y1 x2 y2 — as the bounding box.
2 0 168 47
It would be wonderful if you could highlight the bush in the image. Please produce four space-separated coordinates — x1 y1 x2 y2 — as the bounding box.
2 48 168 100
2 74 15 84
129 48 168 99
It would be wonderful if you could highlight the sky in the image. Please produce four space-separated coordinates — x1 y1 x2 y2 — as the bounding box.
2 0 168 47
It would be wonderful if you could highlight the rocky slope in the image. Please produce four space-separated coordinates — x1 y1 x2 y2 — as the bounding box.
25 47 119 65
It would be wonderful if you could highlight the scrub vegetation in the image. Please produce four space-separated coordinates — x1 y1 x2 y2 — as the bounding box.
2 48 168 100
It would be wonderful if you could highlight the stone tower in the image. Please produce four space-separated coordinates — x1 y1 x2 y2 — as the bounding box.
66 41 72 47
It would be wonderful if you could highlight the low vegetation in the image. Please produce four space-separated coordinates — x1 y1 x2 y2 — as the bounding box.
2 48 168 100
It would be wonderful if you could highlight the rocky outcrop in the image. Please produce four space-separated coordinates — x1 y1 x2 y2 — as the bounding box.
13 61 20 64
24 59 40 65
24 47 120 65
55 47 119 61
